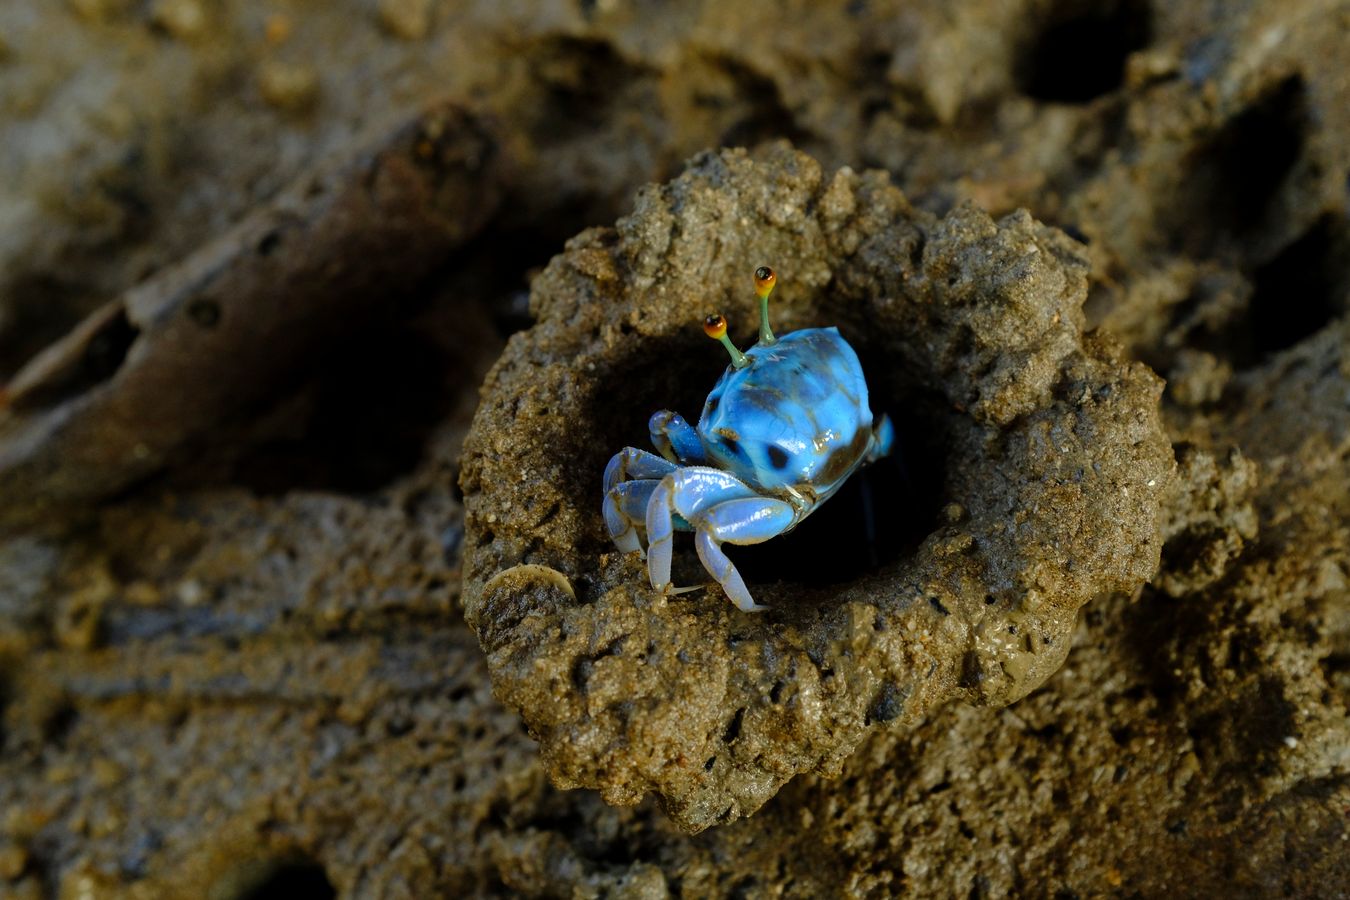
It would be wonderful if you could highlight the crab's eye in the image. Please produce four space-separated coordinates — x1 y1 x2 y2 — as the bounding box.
705 313 749 368
754 266 776 294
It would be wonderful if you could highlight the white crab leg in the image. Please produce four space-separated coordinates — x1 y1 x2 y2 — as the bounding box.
644 468 757 595
694 497 797 612
603 479 659 554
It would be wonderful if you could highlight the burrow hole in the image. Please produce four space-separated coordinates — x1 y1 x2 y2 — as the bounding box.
236 858 336 900
1015 0 1152 104
593 329 951 593
1160 213 1345 369
1243 213 1346 363
1185 75 1309 254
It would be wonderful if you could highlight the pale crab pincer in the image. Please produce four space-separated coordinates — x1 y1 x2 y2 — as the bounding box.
603 266 894 612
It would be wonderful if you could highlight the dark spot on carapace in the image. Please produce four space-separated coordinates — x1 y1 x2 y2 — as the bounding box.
718 431 743 458
706 396 719 414
766 445 789 469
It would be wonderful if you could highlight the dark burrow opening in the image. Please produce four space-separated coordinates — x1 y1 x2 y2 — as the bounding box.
1241 214 1345 364
215 322 465 495
1181 75 1308 255
178 220 573 497
1158 214 1346 371
731 385 948 588
693 52 814 151
237 859 336 900
592 327 950 594
1015 0 1152 104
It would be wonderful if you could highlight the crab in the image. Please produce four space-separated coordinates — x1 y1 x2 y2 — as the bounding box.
603 266 893 612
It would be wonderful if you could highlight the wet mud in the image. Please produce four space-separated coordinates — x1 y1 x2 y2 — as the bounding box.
0 0 1347 896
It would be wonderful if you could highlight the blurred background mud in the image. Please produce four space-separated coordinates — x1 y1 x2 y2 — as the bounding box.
0 1 1346 896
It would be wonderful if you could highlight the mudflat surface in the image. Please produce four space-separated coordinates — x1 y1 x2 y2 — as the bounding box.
0 1 1347 897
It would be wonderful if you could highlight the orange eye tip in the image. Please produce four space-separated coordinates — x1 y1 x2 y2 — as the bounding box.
753 265 776 295
703 314 727 339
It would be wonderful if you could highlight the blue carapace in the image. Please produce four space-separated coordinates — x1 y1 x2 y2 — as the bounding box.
603 266 893 611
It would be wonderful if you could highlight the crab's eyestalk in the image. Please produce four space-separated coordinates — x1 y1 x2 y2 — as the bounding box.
704 314 749 369
754 265 778 346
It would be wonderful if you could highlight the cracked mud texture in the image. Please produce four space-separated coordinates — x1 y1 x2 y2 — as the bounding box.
0 0 1348 897
459 145 1174 831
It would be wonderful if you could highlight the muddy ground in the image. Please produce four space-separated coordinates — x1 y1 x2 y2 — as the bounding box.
0 0 1347 897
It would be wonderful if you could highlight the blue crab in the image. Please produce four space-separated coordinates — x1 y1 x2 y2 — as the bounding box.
603 266 894 612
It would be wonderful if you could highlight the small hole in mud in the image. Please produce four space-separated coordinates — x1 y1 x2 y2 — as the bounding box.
219 324 460 495
256 231 282 256
237 859 336 900
44 703 79 748
1242 215 1344 363
722 707 745 743
1180 76 1308 254
571 657 594 691
187 298 221 329
1016 0 1151 103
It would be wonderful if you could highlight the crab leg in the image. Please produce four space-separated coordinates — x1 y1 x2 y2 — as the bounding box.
695 498 797 612
648 410 706 464
604 447 677 493
868 414 895 462
645 468 757 597
603 479 660 554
